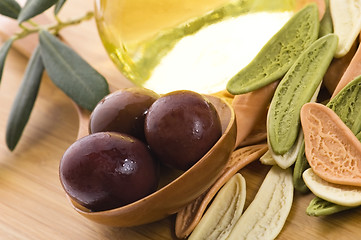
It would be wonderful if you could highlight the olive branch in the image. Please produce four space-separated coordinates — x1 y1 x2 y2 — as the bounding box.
0 0 110 151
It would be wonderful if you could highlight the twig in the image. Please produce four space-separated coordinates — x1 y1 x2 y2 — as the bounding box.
13 11 94 40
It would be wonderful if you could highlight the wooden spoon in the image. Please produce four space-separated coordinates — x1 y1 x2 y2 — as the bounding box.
66 93 237 227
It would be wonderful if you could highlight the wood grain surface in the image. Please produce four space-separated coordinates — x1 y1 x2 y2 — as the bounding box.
1 1 361 239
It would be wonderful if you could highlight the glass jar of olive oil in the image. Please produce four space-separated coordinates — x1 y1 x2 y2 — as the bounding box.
94 0 296 94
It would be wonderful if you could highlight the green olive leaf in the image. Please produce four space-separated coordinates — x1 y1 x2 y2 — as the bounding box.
54 0 66 15
0 38 14 84
0 0 21 19
39 30 109 111
18 0 58 23
6 46 44 151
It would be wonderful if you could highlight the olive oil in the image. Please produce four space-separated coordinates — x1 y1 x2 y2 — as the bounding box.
95 0 296 93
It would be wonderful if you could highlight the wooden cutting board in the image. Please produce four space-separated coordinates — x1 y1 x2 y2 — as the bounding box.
0 0 361 239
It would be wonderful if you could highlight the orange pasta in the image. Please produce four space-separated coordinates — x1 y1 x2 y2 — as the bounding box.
232 81 278 148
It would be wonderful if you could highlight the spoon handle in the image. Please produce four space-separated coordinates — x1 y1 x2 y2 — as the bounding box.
73 102 91 139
